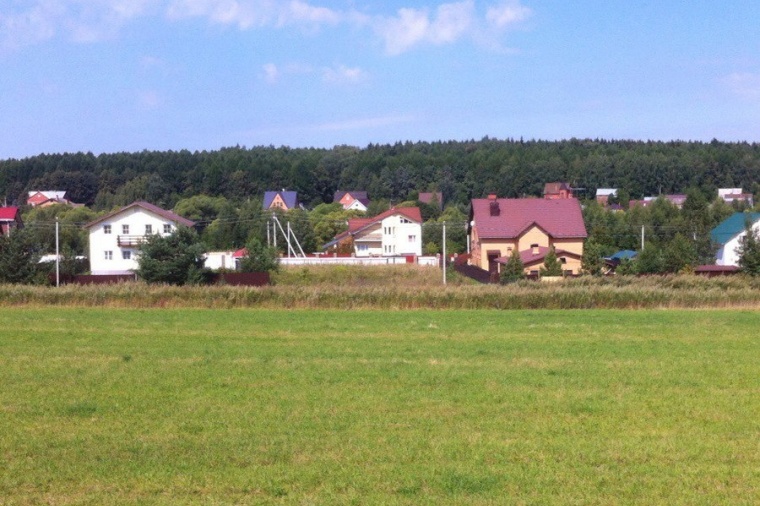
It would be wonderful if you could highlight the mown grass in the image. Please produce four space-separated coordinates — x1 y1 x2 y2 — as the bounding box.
1 308 759 504
1 266 759 309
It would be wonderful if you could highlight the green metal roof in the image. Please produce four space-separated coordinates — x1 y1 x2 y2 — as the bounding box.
711 212 760 245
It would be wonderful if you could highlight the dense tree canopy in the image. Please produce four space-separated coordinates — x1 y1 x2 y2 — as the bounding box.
4 139 760 212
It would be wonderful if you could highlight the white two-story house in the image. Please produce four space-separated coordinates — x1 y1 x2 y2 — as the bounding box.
324 207 423 257
86 201 195 275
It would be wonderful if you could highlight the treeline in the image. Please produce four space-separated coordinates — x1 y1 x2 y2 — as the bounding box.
3 138 760 210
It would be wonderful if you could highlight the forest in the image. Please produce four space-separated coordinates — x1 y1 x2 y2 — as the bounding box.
2 138 760 275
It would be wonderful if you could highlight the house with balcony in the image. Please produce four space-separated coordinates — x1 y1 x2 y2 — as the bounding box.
468 195 587 276
85 201 195 275
324 207 423 257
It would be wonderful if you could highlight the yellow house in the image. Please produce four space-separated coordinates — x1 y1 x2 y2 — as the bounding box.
468 195 587 276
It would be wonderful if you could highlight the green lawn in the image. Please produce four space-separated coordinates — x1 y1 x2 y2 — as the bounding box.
1 308 758 505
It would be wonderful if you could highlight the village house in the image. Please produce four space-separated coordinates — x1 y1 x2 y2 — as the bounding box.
711 212 760 267
418 191 443 210
0 207 23 236
596 188 618 206
85 201 195 275
333 190 370 212
468 195 587 276
718 188 754 207
263 190 299 211
543 182 574 200
324 207 423 258
27 191 81 207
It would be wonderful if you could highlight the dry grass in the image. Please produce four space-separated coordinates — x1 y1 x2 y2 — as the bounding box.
1 266 759 309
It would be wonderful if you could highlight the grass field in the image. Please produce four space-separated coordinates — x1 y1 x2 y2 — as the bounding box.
1 308 759 504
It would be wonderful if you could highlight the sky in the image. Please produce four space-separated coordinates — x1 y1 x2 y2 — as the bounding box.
2 0 760 159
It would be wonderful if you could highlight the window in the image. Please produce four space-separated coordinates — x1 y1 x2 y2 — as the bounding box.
103 225 111 234
104 251 113 260
408 235 417 243
560 257 567 264
357 244 368 252
122 251 131 260
122 224 129 234
400 218 411 224
163 224 172 234
145 224 153 235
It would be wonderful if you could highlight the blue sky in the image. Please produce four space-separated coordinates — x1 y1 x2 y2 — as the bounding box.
2 0 760 159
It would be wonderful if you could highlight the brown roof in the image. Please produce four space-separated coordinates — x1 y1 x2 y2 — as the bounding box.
543 182 572 195
496 247 580 267
85 201 195 229
327 207 423 246
471 198 587 240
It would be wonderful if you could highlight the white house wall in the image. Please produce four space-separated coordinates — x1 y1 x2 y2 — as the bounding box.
716 220 760 266
380 215 422 256
89 207 181 275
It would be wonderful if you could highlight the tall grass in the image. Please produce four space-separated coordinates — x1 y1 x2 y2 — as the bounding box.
1 266 759 309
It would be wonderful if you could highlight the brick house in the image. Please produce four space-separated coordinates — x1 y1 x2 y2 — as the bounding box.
468 195 587 276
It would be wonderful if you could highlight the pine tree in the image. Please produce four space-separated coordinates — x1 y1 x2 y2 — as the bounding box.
541 247 563 276
737 224 760 276
500 249 524 284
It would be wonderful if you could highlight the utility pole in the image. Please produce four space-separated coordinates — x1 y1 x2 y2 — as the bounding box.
55 217 60 287
641 225 645 251
442 221 447 285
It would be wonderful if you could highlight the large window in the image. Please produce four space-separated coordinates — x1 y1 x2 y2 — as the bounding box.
122 251 131 260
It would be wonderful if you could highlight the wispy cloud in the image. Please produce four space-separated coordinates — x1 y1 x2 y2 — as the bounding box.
322 64 368 85
137 89 163 110
1 1 532 54
373 0 531 55
724 72 760 101
0 0 152 49
261 62 314 84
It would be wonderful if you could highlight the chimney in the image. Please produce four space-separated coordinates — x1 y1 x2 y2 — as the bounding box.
487 193 497 200
489 200 500 216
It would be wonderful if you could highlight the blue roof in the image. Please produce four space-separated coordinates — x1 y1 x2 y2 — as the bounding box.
711 212 760 245
606 250 637 261
263 190 298 210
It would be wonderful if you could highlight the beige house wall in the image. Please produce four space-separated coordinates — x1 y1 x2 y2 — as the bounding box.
470 225 585 274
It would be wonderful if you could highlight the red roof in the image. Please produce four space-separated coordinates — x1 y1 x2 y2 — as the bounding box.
347 207 422 234
0 207 19 221
85 201 195 229
471 198 587 240
496 247 580 266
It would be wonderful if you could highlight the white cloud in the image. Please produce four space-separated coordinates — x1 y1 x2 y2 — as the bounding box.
166 0 342 30
486 0 531 28
322 64 368 85
0 0 153 49
0 0 532 54
724 72 760 101
262 63 280 84
374 0 530 55
261 61 314 84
